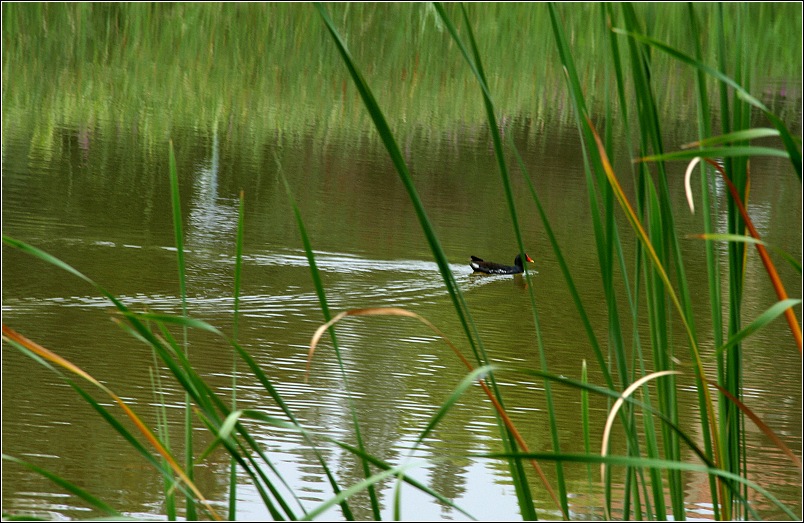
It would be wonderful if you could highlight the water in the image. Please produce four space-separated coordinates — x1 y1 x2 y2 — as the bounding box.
3 110 801 520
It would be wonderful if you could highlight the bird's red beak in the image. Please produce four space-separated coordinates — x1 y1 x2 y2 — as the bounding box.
526 255 534 263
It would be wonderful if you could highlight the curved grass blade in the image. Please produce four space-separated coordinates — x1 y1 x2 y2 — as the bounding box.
681 128 782 148
599 370 681 521
640 145 790 163
1 325 222 520
3 455 123 517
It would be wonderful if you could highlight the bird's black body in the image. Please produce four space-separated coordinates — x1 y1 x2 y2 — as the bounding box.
470 254 533 275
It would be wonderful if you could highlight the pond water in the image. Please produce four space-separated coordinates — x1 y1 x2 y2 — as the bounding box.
3 108 801 520
2 4 802 521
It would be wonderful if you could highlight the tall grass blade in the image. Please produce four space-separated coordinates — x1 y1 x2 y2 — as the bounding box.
681 128 783 147
167 140 196 521
314 3 543 518
278 165 362 520
510 139 613 390
312 3 489 379
640 146 791 162
549 4 658 518
229 189 245 520
150 358 178 521
434 3 568 516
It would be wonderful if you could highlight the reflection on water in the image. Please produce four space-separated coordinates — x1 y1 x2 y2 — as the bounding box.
3 112 802 520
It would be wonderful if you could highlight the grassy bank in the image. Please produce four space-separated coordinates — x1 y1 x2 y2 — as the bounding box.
3 3 801 146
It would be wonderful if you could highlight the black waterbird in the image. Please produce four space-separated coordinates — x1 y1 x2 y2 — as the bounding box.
469 254 534 275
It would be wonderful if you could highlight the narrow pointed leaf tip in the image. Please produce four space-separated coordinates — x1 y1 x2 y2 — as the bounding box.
684 157 702 214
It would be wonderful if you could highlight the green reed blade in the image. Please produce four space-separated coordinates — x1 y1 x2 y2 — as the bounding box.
509 140 614 392
718 299 802 356
315 3 530 518
236 409 477 520
549 4 653 518
0 237 198 391
149 362 177 521
120 312 222 333
194 413 296 521
167 139 196 521
438 3 573 517
278 165 361 520
409 365 494 453
229 189 245 520
694 234 802 274
603 7 657 516
3 454 123 517
313 3 486 370
640 145 791 162
682 128 782 147
612 27 802 180
224 334 346 519
686 4 724 517
476 451 795 521
303 463 421 522
581 361 593 514
714 6 746 516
